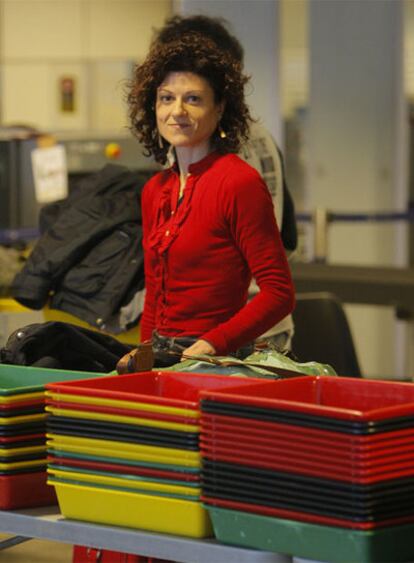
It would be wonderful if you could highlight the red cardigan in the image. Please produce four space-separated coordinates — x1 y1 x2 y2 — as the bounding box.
140 151 295 355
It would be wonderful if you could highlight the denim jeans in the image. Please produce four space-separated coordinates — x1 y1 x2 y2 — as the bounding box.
152 331 254 367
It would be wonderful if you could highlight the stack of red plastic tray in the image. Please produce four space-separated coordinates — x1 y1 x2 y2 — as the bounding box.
45 372 259 538
199 376 414 561
0 364 104 509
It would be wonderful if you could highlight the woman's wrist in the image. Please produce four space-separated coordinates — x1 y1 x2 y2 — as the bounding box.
182 339 216 357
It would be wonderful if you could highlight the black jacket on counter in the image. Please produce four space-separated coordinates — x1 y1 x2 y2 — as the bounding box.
11 164 152 333
0 321 133 372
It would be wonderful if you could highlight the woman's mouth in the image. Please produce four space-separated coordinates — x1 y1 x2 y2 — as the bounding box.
169 123 191 130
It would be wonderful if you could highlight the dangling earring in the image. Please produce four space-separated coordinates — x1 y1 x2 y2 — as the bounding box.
218 126 227 139
158 132 164 149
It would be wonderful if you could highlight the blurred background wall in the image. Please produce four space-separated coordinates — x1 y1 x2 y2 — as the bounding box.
0 0 171 131
0 0 413 379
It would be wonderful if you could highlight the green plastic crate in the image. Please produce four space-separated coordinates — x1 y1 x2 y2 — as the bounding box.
206 505 414 563
0 364 106 395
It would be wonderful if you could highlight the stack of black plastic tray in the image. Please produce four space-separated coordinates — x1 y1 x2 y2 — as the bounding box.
199 375 414 562
0 364 104 509
45 371 258 537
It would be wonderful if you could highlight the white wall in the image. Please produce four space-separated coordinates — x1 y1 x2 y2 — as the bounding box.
0 0 172 131
280 0 308 119
307 0 409 378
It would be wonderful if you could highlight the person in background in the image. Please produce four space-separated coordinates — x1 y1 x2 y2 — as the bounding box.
126 14 295 367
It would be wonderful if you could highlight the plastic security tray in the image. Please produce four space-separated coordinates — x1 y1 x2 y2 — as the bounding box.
0 470 56 509
201 484 414 520
0 433 44 444
48 474 199 501
47 433 200 459
47 397 199 424
202 459 414 496
0 364 106 396
201 413 414 444
0 424 46 437
0 392 44 405
50 479 212 537
199 376 414 422
202 495 414 531
0 413 46 426
48 467 201 497
200 434 414 462
0 398 45 410
201 400 414 434
45 406 199 434
0 444 46 457
47 438 201 469
48 427 199 451
48 455 200 481
201 449 414 482
48 449 201 475
47 416 199 448
202 457 414 486
49 463 200 487
206 504 414 562
0 439 45 449
45 372 260 409
0 407 44 417
46 391 200 419
0 459 47 471
200 422 414 454
200 440 414 468
201 473 414 506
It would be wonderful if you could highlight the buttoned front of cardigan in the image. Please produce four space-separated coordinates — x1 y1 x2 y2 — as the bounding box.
140 151 295 355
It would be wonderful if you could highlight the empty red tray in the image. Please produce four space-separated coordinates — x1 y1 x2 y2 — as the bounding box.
201 413 414 447
200 443 414 472
201 450 414 484
200 433 414 460
201 424 414 453
46 372 261 410
200 376 414 422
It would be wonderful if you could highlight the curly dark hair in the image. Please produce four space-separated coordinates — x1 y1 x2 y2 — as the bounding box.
127 30 253 165
151 15 245 64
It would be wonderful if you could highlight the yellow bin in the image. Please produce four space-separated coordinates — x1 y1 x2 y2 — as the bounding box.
48 468 201 497
49 480 212 538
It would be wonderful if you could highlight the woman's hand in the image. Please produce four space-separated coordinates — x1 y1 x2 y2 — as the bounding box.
182 339 216 358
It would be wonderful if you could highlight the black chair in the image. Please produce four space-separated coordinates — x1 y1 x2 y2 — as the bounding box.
291 292 362 377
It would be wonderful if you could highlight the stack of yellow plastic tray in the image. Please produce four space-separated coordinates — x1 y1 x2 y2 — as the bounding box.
45 371 258 537
0 364 105 509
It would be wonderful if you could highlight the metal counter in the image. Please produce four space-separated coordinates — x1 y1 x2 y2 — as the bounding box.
0 506 290 563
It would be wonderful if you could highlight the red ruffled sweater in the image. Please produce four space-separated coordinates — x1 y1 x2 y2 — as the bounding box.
140 151 295 355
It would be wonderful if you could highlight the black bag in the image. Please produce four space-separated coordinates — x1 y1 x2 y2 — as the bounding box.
0 321 133 373
278 147 298 252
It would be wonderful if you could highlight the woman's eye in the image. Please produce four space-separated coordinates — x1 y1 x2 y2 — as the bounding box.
159 94 173 103
187 95 201 104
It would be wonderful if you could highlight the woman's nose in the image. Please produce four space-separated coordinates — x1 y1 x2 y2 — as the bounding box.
172 98 187 116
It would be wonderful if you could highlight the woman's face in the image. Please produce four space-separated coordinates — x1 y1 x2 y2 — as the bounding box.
156 71 224 151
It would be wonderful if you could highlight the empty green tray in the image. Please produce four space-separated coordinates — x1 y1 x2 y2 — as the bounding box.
206 505 414 562
0 365 106 396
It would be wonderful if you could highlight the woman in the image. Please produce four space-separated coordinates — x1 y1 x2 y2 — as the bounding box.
151 14 298 355
126 26 295 366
